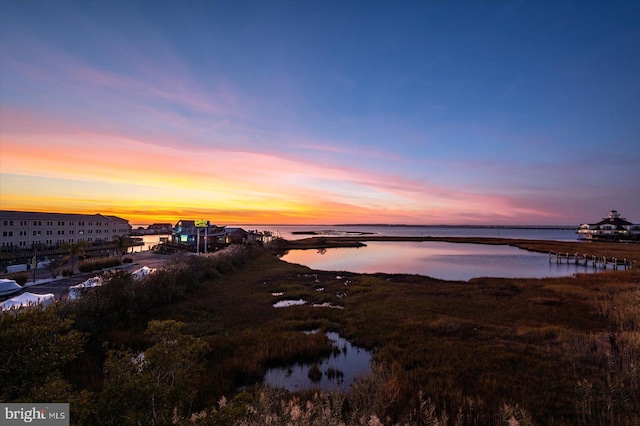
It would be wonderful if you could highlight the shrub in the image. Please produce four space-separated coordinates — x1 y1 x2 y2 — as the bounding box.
78 258 121 273
9 272 28 286
97 320 210 424
0 306 86 402
122 257 133 264
62 271 136 336
308 363 322 382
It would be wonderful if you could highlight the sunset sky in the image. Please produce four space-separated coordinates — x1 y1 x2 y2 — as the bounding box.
1 1 639 226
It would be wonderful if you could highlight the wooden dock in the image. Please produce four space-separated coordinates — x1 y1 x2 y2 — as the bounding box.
549 252 636 270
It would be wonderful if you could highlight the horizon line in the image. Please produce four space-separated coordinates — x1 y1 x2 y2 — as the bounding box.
131 222 579 229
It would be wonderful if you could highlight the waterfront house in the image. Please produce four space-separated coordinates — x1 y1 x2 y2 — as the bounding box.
224 228 271 244
224 228 248 244
147 223 173 233
578 210 640 241
172 220 226 250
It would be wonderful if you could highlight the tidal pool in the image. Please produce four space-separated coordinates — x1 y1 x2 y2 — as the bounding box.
281 241 598 281
263 332 372 392
273 299 306 308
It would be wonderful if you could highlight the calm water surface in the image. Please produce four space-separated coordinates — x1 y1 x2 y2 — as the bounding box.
281 241 597 281
130 234 171 252
263 332 372 392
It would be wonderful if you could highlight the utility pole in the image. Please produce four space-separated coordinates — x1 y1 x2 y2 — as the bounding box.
31 248 38 283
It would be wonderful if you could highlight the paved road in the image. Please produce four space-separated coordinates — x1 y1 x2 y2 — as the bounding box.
14 251 172 300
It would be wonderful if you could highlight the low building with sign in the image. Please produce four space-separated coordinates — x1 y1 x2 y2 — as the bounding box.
172 220 272 250
172 220 225 250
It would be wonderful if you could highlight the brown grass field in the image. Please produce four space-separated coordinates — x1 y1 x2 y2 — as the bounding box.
148 238 640 424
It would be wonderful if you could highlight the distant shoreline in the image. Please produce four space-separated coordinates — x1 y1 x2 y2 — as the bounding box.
335 224 577 229
132 223 578 230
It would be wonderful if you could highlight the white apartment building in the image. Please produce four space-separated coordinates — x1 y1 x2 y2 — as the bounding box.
0 210 131 250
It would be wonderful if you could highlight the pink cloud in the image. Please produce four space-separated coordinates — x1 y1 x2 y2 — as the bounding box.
1 106 562 225
5 42 242 119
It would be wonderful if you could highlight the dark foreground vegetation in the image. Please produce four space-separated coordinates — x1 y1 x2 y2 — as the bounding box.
1 240 640 425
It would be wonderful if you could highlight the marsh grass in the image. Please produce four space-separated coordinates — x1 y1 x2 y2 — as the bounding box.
10 239 640 424
148 247 639 424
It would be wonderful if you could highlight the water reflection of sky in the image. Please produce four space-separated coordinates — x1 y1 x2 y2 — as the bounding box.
282 241 597 281
263 225 579 241
263 332 372 392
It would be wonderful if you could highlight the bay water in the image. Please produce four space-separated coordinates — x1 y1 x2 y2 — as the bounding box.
257 225 591 281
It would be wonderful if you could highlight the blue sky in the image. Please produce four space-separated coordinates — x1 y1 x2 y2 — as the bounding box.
1 0 639 225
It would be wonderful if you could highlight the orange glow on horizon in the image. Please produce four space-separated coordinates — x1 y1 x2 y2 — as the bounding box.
0 107 563 226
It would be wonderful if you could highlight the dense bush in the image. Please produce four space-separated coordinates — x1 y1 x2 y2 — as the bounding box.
62 244 264 339
9 272 28 286
78 257 122 273
0 306 86 402
95 320 210 425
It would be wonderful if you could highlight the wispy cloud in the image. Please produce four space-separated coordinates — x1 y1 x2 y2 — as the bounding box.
1 108 533 224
